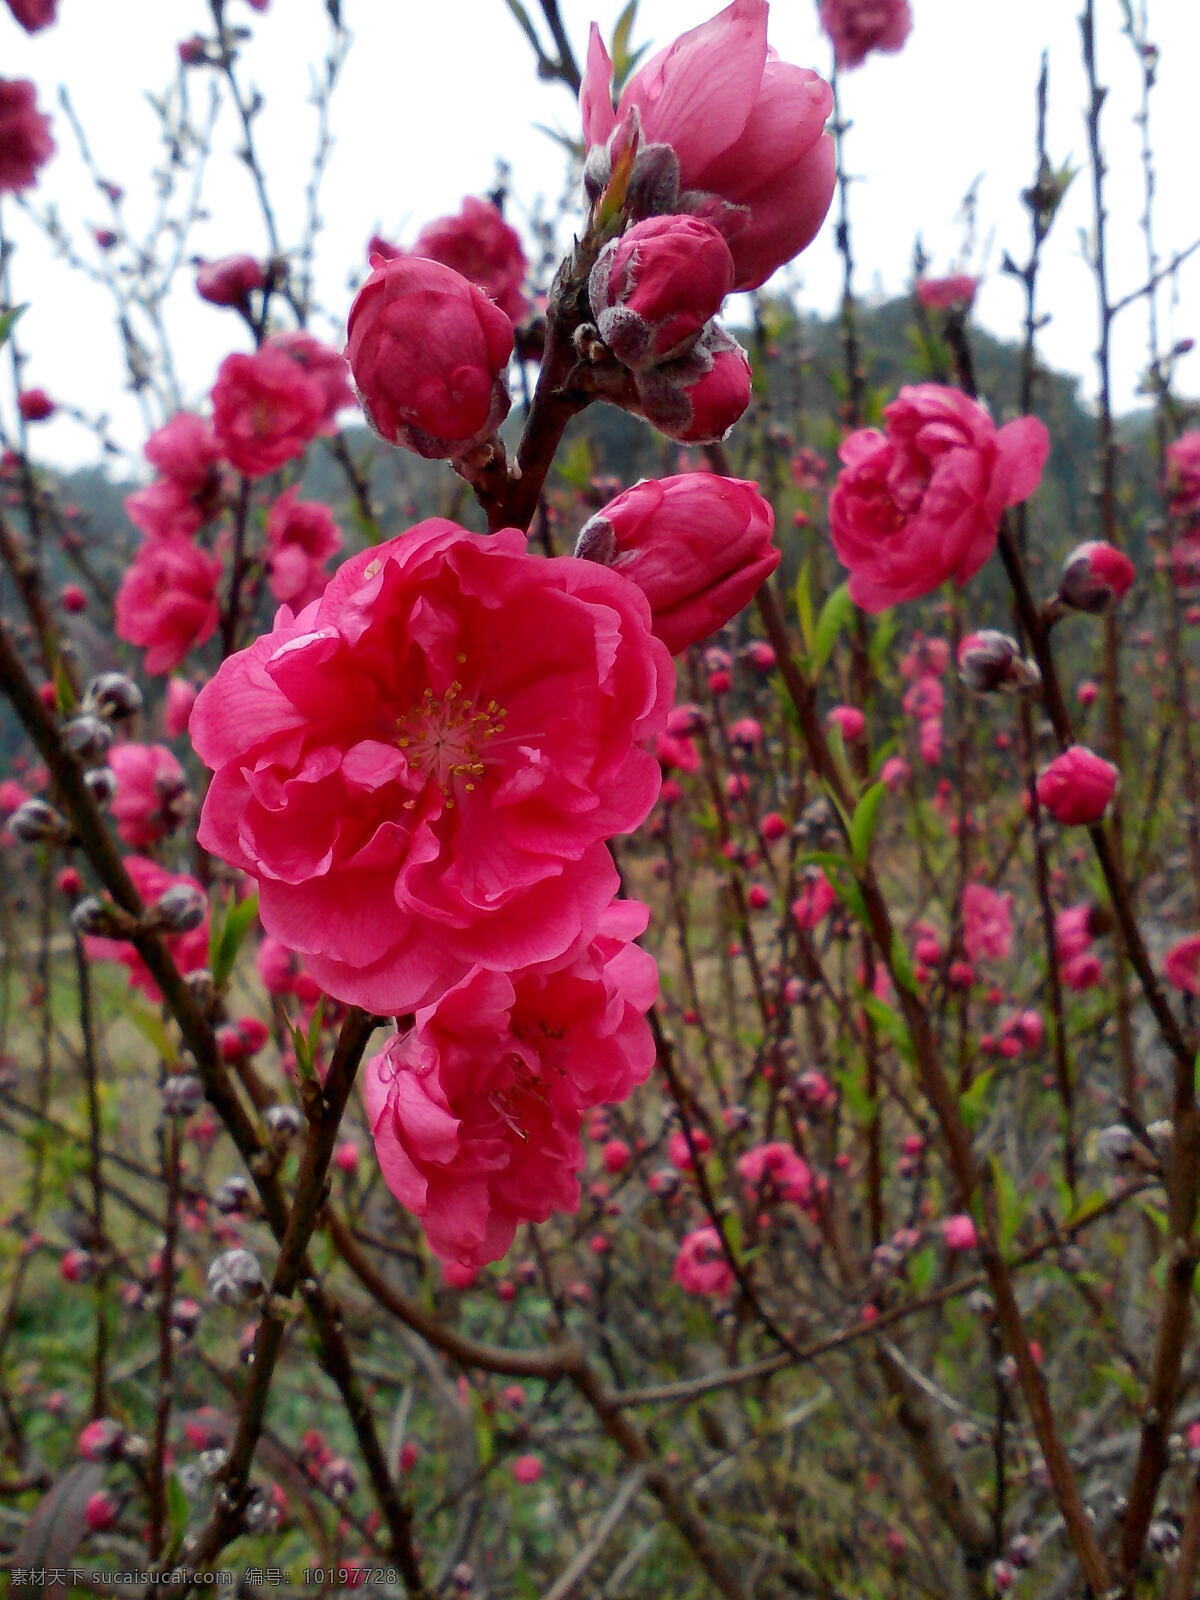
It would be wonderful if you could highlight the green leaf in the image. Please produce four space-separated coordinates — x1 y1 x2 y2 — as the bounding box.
210 891 259 990
868 610 899 673
794 562 815 654
611 0 638 72
990 1155 1021 1248
812 582 854 674
960 1069 996 1133
908 1244 934 1293
0 304 27 348
889 932 919 996
849 781 887 866
858 993 914 1062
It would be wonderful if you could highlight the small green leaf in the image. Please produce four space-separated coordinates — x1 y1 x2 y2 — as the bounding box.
849 780 887 866
211 891 259 990
611 0 638 72
960 1069 996 1132
812 582 854 673
794 562 815 654
126 1002 178 1066
889 933 919 996
0 304 27 348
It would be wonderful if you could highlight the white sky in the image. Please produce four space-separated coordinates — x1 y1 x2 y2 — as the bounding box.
3 0 1199 470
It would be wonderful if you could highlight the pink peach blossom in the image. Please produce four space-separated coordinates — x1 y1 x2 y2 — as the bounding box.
413 196 529 325
819 0 912 69
940 1213 978 1251
211 346 327 478
673 1225 734 1296
1164 934 1200 997
581 0 835 291
108 742 189 847
191 522 672 1013
264 489 342 609
0 79 54 193
737 1141 813 1204
916 274 978 310
363 903 657 1267
115 536 221 675
961 883 1013 965
829 385 1049 612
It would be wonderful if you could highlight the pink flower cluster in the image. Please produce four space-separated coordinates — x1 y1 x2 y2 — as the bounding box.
115 335 351 675
0 78 54 193
193 521 676 1268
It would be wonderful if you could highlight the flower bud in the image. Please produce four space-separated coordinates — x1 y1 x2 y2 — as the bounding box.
83 672 143 722
1035 744 1118 825
957 630 1040 695
575 473 777 655
10 797 71 845
345 255 513 459
78 1418 126 1462
71 895 125 937
61 714 113 763
588 215 735 370
196 254 265 308
162 1073 205 1118
633 323 751 444
84 767 118 806
265 1103 304 1142
170 1296 202 1340
153 882 208 934
1056 540 1135 613
214 1175 252 1215
1095 1123 1135 1162
207 1247 265 1306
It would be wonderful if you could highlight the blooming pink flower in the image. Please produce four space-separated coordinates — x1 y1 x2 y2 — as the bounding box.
900 635 950 679
511 1454 544 1485
363 902 657 1267
940 1213 978 1251
144 412 224 499
264 331 355 432
256 934 300 997
589 215 735 370
0 78 54 193
916 274 979 310
211 346 327 478
918 716 943 765
575 472 777 654
961 883 1013 965
191 521 672 1012
1164 934 1200 997
902 674 944 720
737 1141 813 1204
412 196 529 325
115 536 221 675
6 0 58 31
829 385 1049 612
673 1225 734 1296
85 856 210 1001
1057 540 1135 613
581 0 835 291
196 254 265 308
264 488 342 609
1055 905 1093 964
109 742 189 847
345 255 513 459
1063 953 1103 991
791 869 835 930
1036 745 1118 826
819 0 912 69
1165 432 1200 523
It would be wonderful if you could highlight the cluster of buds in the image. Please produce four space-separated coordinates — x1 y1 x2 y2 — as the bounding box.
585 212 749 444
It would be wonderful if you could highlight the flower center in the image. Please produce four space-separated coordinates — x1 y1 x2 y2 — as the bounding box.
395 679 506 806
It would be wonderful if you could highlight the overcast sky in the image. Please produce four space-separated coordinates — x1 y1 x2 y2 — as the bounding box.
3 0 1199 471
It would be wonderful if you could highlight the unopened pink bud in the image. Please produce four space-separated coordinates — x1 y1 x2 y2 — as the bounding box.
345 256 513 459
1057 540 1135 613
18 387 55 422
941 1213 978 1251
589 214 734 370
575 473 777 655
1036 745 1118 826
196 255 265 308
632 324 751 444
